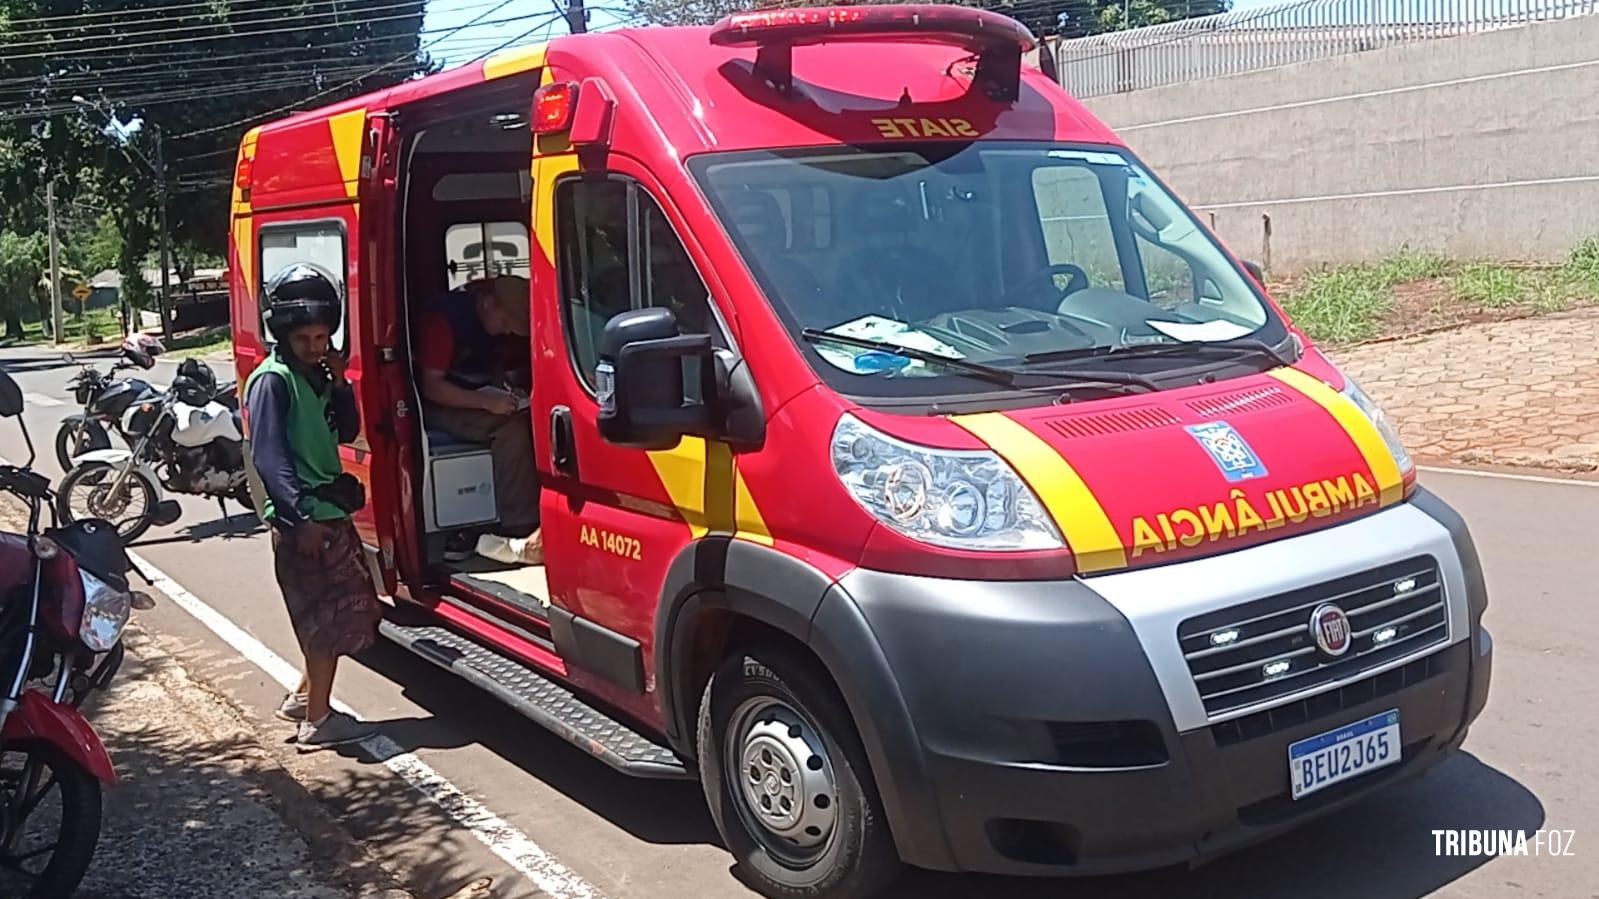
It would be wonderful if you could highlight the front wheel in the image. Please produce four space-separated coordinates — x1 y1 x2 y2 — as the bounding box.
57 461 159 542
697 647 902 899
54 417 110 472
0 740 104 899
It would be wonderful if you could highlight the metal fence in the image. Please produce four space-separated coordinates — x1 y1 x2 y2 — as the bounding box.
1052 0 1599 98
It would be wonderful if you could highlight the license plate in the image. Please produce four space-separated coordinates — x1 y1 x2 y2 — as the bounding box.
1288 709 1400 800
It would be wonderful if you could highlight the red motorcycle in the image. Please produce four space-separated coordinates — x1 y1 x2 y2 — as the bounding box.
0 367 165 897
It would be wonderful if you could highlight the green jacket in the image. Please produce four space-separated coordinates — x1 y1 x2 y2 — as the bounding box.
243 352 358 526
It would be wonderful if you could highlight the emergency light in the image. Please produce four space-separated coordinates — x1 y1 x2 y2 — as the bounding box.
533 78 617 146
709 4 1037 100
533 81 578 134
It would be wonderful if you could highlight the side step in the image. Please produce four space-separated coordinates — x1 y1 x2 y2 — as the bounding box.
379 619 691 780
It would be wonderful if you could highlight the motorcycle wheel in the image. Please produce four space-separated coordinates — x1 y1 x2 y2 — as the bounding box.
0 739 103 899
56 461 159 543
53 417 110 472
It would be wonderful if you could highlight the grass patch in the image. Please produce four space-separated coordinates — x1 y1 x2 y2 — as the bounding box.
1278 239 1599 344
165 327 232 358
1279 249 1447 343
1451 263 1525 307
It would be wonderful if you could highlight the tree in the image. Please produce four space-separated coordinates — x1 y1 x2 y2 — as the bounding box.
0 0 433 289
0 230 46 339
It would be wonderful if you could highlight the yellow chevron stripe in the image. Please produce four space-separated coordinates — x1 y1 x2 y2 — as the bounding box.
952 412 1127 572
1270 367 1405 507
328 108 366 201
483 44 547 81
645 437 773 545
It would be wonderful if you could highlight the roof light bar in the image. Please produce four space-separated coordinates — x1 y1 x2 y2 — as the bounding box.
710 5 1037 102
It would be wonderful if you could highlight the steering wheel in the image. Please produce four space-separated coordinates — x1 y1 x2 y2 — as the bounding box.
999 262 1091 309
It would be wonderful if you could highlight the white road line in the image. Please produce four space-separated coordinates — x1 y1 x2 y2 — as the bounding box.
22 393 62 407
1418 464 1599 488
129 552 604 899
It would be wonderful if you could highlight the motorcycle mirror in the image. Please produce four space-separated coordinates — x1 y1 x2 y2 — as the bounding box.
151 500 183 528
60 352 76 365
130 591 157 611
0 369 23 417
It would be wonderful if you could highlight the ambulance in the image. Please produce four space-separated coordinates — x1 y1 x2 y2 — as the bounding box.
227 7 1493 895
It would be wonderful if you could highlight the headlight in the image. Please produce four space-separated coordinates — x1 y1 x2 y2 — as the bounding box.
831 414 1063 551
78 570 131 653
1341 377 1413 474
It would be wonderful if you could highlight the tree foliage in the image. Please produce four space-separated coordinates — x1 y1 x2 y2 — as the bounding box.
0 0 432 317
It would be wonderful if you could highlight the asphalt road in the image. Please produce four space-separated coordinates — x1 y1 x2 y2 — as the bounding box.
0 343 1593 899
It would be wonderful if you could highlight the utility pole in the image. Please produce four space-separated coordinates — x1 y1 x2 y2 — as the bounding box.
566 0 587 34
153 126 174 343
46 180 63 347
73 95 173 341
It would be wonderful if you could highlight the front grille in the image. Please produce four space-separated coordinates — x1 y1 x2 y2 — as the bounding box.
1179 557 1447 717
1210 650 1450 747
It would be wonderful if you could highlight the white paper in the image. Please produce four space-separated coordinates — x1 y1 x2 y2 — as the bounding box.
813 315 965 375
1145 319 1254 342
477 385 531 411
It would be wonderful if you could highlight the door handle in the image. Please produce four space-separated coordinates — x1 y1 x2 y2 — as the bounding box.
550 405 577 478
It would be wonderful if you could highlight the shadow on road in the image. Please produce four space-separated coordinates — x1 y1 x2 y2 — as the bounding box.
350 634 1542 898
353 638 719 848
894 751 1540 897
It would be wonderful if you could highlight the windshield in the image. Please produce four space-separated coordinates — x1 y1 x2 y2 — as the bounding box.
691 143 1285 398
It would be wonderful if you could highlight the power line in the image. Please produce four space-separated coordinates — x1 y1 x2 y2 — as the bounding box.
0 0 503 33
171 0 544 140
0 62 386 103
0 0 432 54
0 8 544 62
0 33 435 88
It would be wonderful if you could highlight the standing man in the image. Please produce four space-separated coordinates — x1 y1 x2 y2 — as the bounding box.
417 275 540 564
246 263 380 751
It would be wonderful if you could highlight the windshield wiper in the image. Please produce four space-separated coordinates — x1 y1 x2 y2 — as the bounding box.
801 329 1017 385
801 329 1157 392
1024 336 1297 369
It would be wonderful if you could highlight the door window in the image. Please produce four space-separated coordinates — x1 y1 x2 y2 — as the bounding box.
555 177 725 392
1031 166 1125 291
445 221 531 288
259 221 349 351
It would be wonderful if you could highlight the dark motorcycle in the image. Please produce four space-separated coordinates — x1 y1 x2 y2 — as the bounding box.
0 366 164 897
55 336 165 472
55 359 248 542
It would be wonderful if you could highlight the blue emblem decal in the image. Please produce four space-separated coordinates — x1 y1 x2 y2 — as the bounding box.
1186 421 1268 482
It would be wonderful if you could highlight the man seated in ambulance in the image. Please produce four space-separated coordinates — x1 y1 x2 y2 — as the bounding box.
417 275 542 565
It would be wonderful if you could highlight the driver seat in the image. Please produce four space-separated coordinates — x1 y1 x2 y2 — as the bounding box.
724 191 825 322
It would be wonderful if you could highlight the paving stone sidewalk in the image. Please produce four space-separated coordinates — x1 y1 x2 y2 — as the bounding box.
1330 307 1599 472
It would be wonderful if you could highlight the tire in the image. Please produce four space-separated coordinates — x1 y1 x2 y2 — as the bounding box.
56 461 159 543
54 417 110 472
697 646 903 899
0 739 104 899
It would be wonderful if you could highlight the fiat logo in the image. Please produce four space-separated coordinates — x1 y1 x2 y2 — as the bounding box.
1310 603 1352 657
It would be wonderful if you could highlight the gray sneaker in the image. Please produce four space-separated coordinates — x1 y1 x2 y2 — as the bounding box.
296 711 373 752
275 692 309 722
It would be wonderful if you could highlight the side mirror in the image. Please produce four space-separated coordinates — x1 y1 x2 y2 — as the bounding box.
596 308 716 451
1242 259 1266 282
0 370 23 418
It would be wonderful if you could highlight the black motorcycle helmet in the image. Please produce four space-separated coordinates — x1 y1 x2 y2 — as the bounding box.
262 263 342 342
174 358 217 405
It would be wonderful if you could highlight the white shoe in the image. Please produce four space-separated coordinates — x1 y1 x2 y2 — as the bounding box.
475 531 543 565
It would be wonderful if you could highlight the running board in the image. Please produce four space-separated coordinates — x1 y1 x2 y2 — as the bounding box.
378 620 691 779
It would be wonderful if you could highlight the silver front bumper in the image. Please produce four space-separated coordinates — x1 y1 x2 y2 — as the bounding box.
1081 502 1471 733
